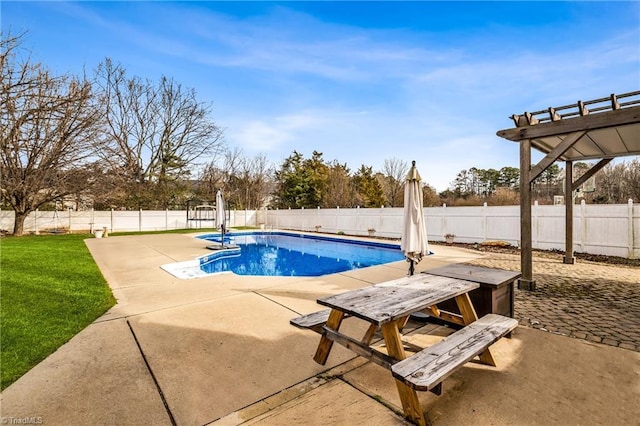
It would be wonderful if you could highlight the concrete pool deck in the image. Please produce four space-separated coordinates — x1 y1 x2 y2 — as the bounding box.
1 232 639 425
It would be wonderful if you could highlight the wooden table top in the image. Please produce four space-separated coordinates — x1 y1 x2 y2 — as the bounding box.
316 274 479 325
427 264 521 287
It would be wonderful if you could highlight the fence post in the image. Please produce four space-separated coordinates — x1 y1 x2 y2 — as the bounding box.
139 209 142 232
166 209 169 230
68 208 72 233
581 200 587 252
442 203 447 240
629 199 635 259
483 202 488 241
111 209 114 233
35 209 39 235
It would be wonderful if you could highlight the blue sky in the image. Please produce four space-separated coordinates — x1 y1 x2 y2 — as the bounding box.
3 1 639 191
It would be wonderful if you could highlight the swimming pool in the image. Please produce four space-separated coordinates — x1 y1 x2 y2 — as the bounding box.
195 232 405 277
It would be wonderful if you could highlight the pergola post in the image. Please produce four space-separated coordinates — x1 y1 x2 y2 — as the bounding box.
564 161 576 264
519 139 536 291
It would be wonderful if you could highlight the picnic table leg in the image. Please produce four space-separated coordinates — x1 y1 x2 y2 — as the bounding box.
381 321 426 426
361 323 378 345
313 309 345 365
454 293 479 323
397 315 410 331
455 293 497 366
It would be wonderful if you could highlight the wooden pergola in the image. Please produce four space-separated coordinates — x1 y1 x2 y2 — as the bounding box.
497 90 640 290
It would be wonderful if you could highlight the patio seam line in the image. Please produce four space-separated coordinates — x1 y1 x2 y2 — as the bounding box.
126 319 177 426
337 374 409 422
253 291 307 316
208 358 370 425
110 281 173 290
206 377 329 425
335 270 402 285
95 291 261 323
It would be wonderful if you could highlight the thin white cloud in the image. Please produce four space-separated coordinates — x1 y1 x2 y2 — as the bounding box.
235 121 289 151
58 3 444 82
411 30 639 107
228 111 329 152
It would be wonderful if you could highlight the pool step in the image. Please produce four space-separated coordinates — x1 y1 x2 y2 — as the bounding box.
205 244 240 251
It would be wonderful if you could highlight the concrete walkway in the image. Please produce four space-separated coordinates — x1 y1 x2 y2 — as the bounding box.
1 233 639 425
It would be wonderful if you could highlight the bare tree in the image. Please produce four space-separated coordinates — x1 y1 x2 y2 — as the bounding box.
422 184 441 207
623 158 640 202
197 163 225 203
221 146 245 201
1 34 104 235
229 153 274 209
594 162 623 204
95 59 224 208
198 148 274 209
380 158 408 207
489 187 520 206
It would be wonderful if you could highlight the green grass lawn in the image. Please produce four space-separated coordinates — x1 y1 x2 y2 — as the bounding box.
0 226 254 390
0 234 116 390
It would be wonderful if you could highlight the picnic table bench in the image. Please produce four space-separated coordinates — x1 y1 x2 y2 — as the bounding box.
290 309 333 332
290 272 518 426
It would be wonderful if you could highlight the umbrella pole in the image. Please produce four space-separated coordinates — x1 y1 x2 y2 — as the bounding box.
409 259 415 276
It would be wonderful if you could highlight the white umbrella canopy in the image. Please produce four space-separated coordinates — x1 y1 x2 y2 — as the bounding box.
401 161 429 275
216 190 226 245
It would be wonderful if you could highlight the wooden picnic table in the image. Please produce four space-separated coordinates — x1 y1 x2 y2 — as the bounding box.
293 273 517 426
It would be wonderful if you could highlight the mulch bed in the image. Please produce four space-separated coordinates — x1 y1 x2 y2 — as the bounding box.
431 242 640 268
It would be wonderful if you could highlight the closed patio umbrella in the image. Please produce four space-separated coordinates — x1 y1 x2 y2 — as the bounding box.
401 161 429 275
216 190 226 247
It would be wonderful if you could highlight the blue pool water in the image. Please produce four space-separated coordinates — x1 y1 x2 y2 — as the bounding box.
196 232 405 277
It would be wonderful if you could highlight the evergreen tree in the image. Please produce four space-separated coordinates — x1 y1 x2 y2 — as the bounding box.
323 161 356 207
498 166 520 188
273 151 328 208
353 165 385 207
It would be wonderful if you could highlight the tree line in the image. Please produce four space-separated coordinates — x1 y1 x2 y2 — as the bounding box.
443 161 640 206
2 33 639 236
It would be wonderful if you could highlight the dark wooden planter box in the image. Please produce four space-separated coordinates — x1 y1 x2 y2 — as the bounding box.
425 264 521 319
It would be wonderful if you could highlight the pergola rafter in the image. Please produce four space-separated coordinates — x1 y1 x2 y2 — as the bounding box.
497 90 640 290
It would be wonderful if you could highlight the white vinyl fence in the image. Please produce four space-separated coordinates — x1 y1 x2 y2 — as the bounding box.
1 200 638 259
